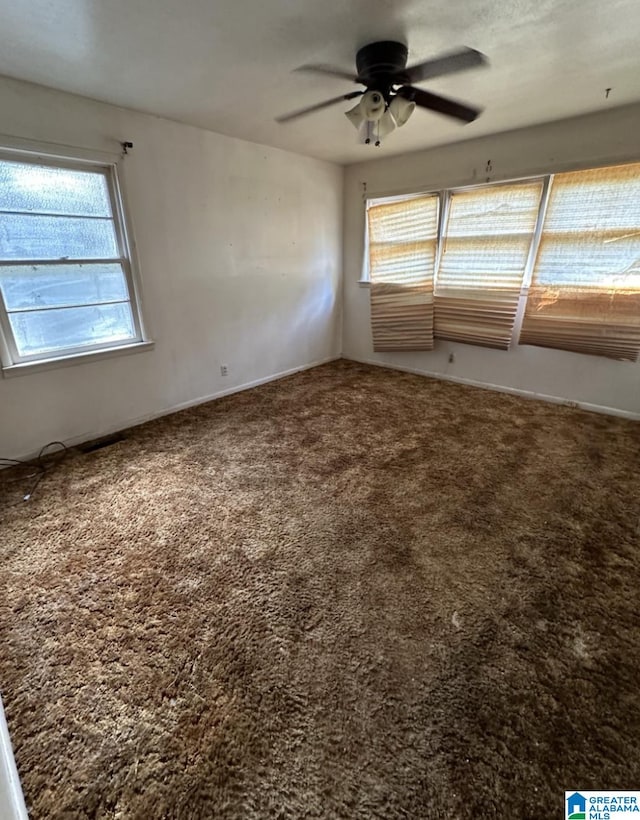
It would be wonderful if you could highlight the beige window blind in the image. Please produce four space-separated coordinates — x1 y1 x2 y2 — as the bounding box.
434 181 544 349
520 163 640 361
367 194 438 351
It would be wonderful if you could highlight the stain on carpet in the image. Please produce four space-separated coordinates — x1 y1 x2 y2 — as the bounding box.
1 360 639 819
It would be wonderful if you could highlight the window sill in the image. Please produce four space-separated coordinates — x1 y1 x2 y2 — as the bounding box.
358 280 371 288
2 340 155 378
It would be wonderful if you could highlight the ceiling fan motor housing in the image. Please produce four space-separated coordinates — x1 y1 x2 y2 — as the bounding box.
356 41 409 96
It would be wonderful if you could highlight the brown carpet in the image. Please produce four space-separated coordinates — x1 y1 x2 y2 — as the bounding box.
1 360 639 819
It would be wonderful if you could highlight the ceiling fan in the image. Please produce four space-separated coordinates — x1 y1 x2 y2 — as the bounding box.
276 41 488 145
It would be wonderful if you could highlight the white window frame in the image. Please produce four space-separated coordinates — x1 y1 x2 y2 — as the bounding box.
0 141 152 375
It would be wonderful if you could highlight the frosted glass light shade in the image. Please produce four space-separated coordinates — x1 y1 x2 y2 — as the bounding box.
345 103 364 130
389 95 415 127
360 90 386 122
377 110 396 140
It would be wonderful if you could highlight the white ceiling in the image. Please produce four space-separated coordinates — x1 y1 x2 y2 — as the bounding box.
0 0 639 164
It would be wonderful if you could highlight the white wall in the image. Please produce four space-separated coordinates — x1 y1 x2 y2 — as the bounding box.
0 76 343 460
0 699 27 820
343 103 640 418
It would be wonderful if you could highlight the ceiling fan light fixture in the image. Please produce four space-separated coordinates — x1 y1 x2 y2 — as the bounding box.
359 90 386 121
376 110 397 140
345 102 365 130
389 94 416 127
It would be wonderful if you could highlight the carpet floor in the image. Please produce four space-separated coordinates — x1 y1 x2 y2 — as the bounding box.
1 360 639 819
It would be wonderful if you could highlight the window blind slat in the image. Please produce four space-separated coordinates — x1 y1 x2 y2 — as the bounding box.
368 196 438 352
520 163 640 361
435 182 543 349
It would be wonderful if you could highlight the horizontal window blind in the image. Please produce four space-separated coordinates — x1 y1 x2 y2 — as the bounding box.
367 195 438 351
520 163 640 361
435 181 544 349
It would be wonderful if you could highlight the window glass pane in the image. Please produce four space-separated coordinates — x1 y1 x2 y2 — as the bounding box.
438 237 534 289
368 195 439 285
0 160 112 217
542 164 640 233
9 302 136 356
0 263 129 310
445 183 543 238
368 196 439 243
0 213 118 260
444 182 543 239
533 234 640 288
437 183 542 292
368 242 437 284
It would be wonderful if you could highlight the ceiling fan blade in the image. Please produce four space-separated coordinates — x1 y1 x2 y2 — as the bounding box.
398 86 482 123
403 47 488 85
275 91 363 123
295 64 358 83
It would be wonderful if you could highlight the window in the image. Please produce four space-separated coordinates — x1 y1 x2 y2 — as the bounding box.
436 181 543 349
520 164 640 360
364 161 640 361
0 151 146 369
367 194 438 351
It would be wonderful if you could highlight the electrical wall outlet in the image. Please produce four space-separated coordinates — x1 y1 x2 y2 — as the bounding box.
220 364 228 376
448 352 455 364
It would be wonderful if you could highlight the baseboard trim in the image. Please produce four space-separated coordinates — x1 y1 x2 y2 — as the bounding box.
344 356 640 421
10 355 340 464
146 354 340 418
0 698 28 820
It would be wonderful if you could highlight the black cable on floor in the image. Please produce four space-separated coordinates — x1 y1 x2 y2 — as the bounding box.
0 441 68 508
